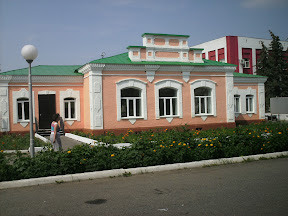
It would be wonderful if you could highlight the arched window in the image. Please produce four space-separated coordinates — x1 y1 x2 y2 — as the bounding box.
17 98 29 121
159 88 177 117
121 88 141 118
64 97 76 119
234 95 240 113
116 79 147 121
194 87 212 115
155 79 183 120
190 79 217 117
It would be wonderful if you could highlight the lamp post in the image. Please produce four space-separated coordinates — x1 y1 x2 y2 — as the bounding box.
21 45 38 157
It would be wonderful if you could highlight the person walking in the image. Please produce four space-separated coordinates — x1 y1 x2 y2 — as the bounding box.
50 113 63 151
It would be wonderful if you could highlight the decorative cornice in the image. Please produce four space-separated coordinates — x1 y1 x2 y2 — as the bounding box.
145 65 160 71
90 63 106 70
181 66 194 72
6 75 83 83
234 77 267 83
0 76 12 83
145 47 190 52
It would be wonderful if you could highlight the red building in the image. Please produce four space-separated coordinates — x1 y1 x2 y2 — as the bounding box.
192 36 288 75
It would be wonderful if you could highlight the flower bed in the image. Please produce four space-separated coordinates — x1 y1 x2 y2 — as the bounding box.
1 122 287 182
0 133 47 152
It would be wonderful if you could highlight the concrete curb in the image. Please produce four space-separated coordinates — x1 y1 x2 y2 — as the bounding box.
1 151 287 190
65 133 132 149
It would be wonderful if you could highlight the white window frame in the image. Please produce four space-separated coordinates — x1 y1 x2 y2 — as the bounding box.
155 79 183 120
234 95 241 113
17 98 29 121
120 88 142 119
116 79 147 121
190 79 217 117
194 88 212 115
233 87 257 115
244 58 250 68
246 95 254 113
64 98 76 120
60 89 81 123
12 88 35 125
159 88 178 117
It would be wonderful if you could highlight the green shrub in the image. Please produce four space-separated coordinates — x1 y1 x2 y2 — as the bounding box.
1 121 287 181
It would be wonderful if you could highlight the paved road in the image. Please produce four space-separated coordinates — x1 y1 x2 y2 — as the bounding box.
1 158 288 216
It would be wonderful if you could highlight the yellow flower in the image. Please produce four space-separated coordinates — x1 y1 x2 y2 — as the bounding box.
178 142 181 145
83 159 86 161
278 132 282 134
210 144 213 147
261 148 263 150
173 141 176 144
111 154 115 157
67 150 71 154
153 149 156 152
206 144 208 147
249 133 251 135
151 134 154 137
183 144 186 146
1 150 4 153
263 144 265 147
198 144 201 147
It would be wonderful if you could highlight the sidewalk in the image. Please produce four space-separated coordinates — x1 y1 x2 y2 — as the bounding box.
45 135 83 151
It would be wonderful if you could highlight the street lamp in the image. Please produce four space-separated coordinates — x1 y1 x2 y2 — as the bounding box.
21 45 38 157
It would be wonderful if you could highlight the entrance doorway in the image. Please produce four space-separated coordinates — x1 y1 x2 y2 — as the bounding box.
38 94 56 129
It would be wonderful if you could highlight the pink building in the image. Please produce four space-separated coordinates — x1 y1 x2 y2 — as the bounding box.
191 36 288 74
0 33 267 134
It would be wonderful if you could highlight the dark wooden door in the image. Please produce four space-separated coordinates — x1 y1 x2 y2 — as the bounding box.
38 95 56 129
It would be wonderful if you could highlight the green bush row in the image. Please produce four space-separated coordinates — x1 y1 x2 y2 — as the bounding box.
1 122 287 182
0 133 46 151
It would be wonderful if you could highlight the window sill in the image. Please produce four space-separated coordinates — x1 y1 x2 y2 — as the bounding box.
64 118 77 121
159 115 180 118
121 117 144 120
17 120 30 123
195 114 213 116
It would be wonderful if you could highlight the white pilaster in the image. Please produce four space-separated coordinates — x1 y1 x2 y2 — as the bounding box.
226 72 235 122
258 83 265 119
88 64 105 130
0 84 10 132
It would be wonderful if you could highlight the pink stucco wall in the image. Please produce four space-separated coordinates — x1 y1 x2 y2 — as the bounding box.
169 39 179 46
83 77 91 129
101 71 228 130
155 52 180 58
234 83 259 121
8 83 84 132
154 38 165 46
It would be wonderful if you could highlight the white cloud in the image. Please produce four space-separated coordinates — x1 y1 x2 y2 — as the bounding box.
241 0 288 8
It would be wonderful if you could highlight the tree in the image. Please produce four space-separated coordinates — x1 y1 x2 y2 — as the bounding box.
256 30 288 111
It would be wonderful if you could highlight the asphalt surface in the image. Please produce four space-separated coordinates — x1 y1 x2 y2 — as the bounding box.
1 158 288 216
45 135 83 151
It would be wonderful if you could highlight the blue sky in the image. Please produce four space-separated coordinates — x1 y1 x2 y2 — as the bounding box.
0 0 287 72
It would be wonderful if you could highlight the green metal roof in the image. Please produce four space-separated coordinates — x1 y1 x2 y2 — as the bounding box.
1 65 82 76
88 52 236 67
233 72 266 78
126 46 146 49
141 33 190 38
